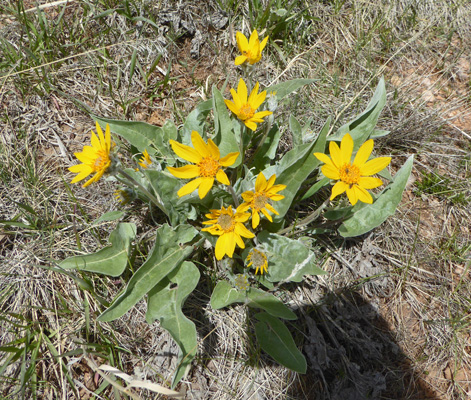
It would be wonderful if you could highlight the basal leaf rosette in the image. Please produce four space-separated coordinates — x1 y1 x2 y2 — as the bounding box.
225 78 272 131
235 29 268 66
239 172 286 229
314 133 391 205
167 131 239 199
202 205 255 260
69 122 115 187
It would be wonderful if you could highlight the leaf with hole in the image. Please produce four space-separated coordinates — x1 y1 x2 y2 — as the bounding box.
146 261 200 388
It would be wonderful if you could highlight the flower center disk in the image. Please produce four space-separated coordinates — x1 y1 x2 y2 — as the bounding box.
238 104 255 121
198 157 220 177
93 150 110 171
251 250 266 268
253 193 268 210
218 214 235 232
339 163 361 185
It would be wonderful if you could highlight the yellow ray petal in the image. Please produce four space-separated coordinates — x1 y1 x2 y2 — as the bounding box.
177 177 202 197
166 165 200 179
360 157 391 176
358 176 383 189
354 185 373 204
198 177 214 198
255 172 267 191
170 140 202 164
330 181 347 200
207 138 221 159
346 186 358 205
321 164 340 180
215 233 228 260
191 131 211 158
340 133 354 165
235 55 248 66
237 78 248 103
251 210 260 228
329 141 342 169
219 151 239 166
353 139 374 167
236 31 248 53
216 169 230 185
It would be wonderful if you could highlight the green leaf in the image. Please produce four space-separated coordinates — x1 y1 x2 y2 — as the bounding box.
328 78 387 147
93 211 124 224
210 283 296 320
266 79 315 101
162 119 178 141
181 99 212 143
289 115 302 147
257 231 326 283
92 116 174 162
210 281 246 309
370 129 390 139
98 224 197 322
254 313 307 373
212 86 241 166
252 123 282 172
247 288 297 320
264 117 330 220
146 261 200 388
60 223 136 276
300 177 329 201
338 155 414 237
145 170 188 226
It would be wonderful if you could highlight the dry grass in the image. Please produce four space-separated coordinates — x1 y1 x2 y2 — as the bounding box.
1 0 470 399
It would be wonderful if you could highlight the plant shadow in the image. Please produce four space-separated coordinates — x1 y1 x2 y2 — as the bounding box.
285 287 440 400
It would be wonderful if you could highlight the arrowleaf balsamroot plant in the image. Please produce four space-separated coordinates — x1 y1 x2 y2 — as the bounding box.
62 28 413 387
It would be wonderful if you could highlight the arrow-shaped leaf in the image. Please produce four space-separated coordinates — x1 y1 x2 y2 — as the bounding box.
255 312 307 373
60 223 136 277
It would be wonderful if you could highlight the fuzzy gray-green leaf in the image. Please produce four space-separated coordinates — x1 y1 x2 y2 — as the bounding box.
60 223 136 277
255 313 307 373
257 231 326 283
146 261 200 388
98 224 197 322
339 155 414 237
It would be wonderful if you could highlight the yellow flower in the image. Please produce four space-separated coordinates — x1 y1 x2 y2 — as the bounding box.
234 274 249 290
69 122 113 187
235 29 268 65
137 149 152 169
167 131 239 199
246 248 268 275
201 205 255 260
114 188 135 205
224 78 272 131
240 172 286 229
314 133 391 205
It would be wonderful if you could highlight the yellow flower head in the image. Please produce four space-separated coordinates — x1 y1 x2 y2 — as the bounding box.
69 122 113 187
234 274 249 291
114 188 135 205
240 172 286 229
137 149 152 169
246 248 268 275
167 131 239 199
235 29 268 65
224 78 272 131
201 205 255 260
314 133 391 205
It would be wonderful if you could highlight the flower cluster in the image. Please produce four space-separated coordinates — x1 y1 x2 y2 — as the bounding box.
68 29 392 279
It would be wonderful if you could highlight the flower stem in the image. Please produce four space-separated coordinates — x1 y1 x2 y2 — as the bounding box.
118 169 167 215
278 199 330 235
227 185 239 207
